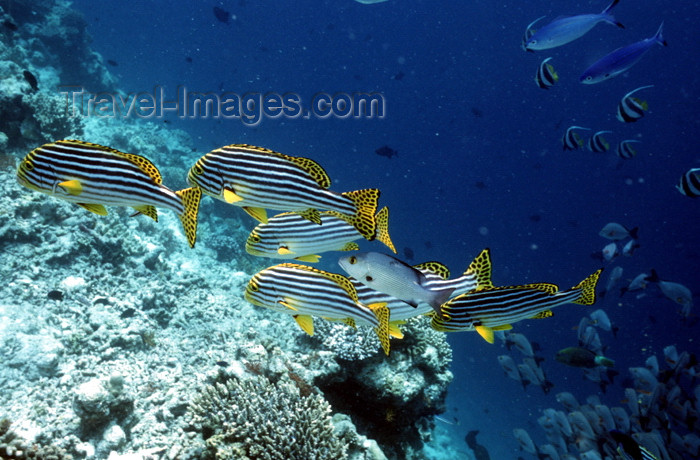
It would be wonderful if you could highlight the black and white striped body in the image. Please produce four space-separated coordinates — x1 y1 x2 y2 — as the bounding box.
562 126 589 151
587 131 612 153
17 140 184 214
615 140 641 159
617 85 653 123
535 57 558 89
677 168 700 198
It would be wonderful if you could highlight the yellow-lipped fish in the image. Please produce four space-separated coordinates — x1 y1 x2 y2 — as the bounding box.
16 140 201 247
187 144 379 239
244 263 391 355
432 267 602 343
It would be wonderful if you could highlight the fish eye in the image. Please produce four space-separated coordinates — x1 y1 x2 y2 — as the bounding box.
348 256 357 264
250 235 260 243
192 164 204 175
22 159 34 171
365 276 373 282
585 76 592 82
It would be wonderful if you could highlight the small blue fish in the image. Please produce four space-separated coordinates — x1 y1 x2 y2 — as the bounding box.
616 140 641 159
581 23 667 84
524 0 624 51
535 57 558 89
617 85 654 122
587 130 612 153
562 126 590 151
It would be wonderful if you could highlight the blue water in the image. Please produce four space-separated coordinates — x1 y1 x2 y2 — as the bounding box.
71 0 700 457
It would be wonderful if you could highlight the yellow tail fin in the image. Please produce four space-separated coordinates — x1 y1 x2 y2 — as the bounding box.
176 187 201 248
374 206 396 253
572 268 603 306
369 302 391 355
341 188 380 240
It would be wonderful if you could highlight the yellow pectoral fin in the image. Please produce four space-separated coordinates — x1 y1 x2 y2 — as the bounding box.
293 315 314 336
278 247 294 255
243 207 268 223
223 188 243 203
389 322 404 339
475 325 495 344
295 254 321 263
77 203 108 215
58 179 83 196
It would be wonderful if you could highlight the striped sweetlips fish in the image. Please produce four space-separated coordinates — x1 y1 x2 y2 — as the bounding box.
431 265 603 344
617 85 654 123
16 140 201 247
244 263 392 355
187 144 380 239
245 207 395 263
676 168 700 198
352 248 494 333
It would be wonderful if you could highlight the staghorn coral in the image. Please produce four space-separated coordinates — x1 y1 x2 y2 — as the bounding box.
186 374 348 460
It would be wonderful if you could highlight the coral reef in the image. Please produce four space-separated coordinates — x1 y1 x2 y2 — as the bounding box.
185 374 347 459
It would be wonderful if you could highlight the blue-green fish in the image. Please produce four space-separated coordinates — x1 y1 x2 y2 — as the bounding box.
524 0 624 51
187 144 380 239
16 139 201 247
245 207 395 263
581 23 667 84
555 346 615 368
431 268 602 343
244 263 392 355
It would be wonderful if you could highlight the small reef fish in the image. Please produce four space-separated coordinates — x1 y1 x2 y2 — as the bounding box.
535 57 558 89
620 272 649 296
245 207 395 263
581 23 667 84
600 266 623 299
555 347 615 368
375 145 398 159
521 16 545 51
562 126 590 151
524 0 624 51
601 242 618 262
616 140 641 160
599 222 638 241
610 430 660 460
339 252 457 317
646 269 694 316
16 139 201 247
497 355 521 382
513 428 537 455
187 144 379 239
622 238 640 257
244 263 391 355
431 267 602 343
587 130 612 153
617 85 654 123
676 168 700 198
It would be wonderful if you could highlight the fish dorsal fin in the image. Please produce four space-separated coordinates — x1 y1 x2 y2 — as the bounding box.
468 248 494 290
228 144 331 189
293 315 314 336
531 310 553 319
340 242 359 252
242 206 268 223
475 325 495 344
77 203 107 215
280 263 359 302
494 283 559 294
414 261 450 280
374 206 396 252
297 208 322 225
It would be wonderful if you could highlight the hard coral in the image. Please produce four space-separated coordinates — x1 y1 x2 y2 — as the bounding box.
186 374 348 459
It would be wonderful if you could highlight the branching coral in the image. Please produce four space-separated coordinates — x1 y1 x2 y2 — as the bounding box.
186 374 348 459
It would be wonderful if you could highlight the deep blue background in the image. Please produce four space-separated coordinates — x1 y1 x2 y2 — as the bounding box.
71 1 699 457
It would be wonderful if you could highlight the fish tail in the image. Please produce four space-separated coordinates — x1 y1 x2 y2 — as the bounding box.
374 206 396 253
595 355 615 368
369 302 391 355
602 0 624 28
654 22 668 46
175 187 202 248
645 269 660 283
571 268 603 305
628 226 639 240
341 188 380 240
